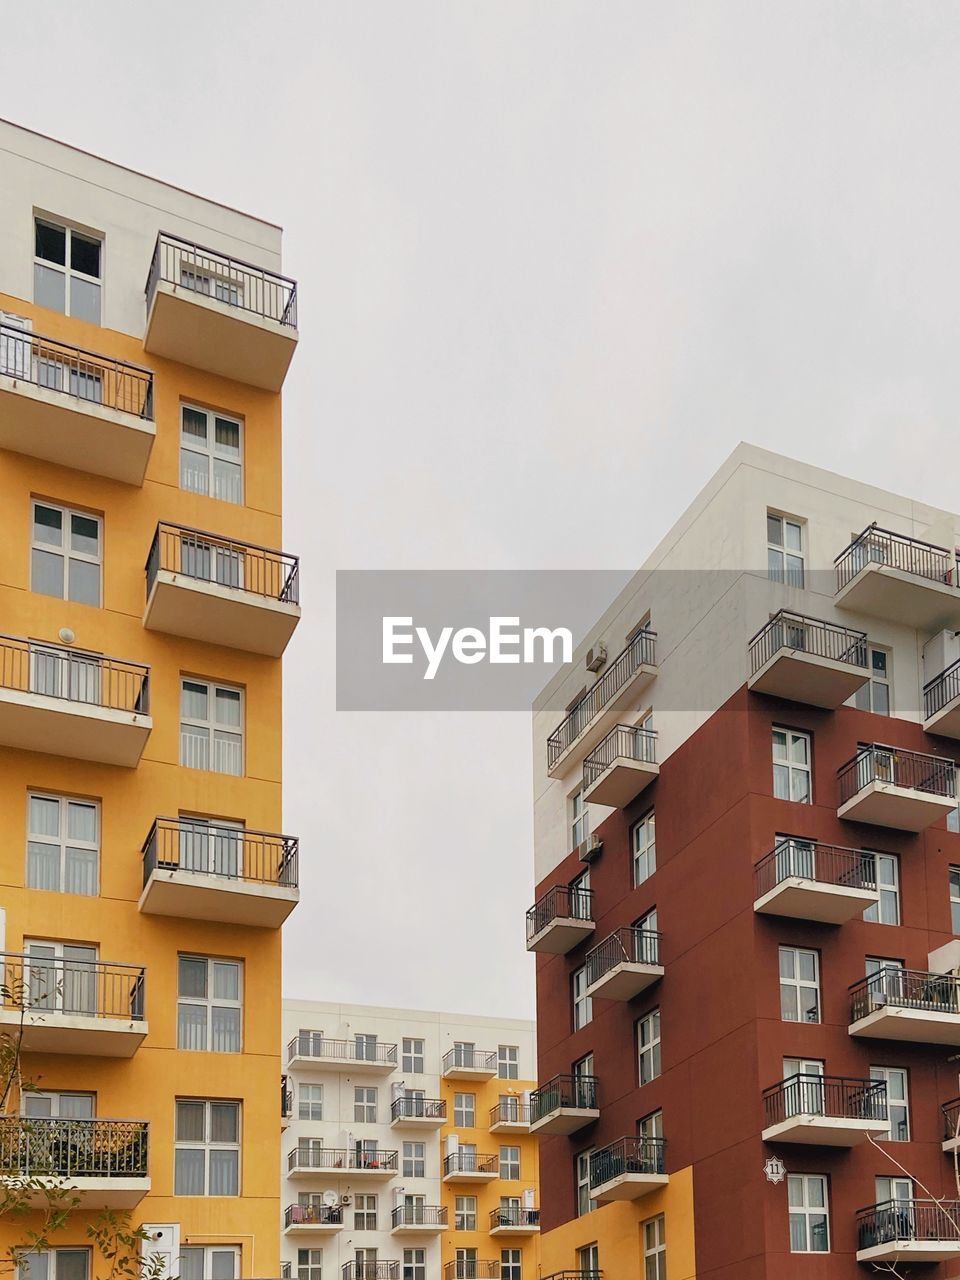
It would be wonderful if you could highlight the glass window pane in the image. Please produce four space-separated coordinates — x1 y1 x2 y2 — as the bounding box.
182 408 208 443
175 1148 206 1195
179 956 208 999
209 1149 239 1195
67 801 97 842
214 418 240 456
210 1102 239 1143
35 262 66 313
209 1253 237 1280
71 233 101 278
178 1004 208 1051
215 688 241 727
212 458 242 504
182 681 208 719
33 505 63 546
56 1253 89 1280
211 1007 241 1053
71 278 101 325
68 559 100 606
27 842 60 891
70 514 100 556
36 220 66 264
32 547 64 598
767 514 782 546
64 846 98 896
30 795 60 836
785 521 802 551
213 962 240 1001
179 1251 205 1280
59 1093 95 1119
176 1100 205 1142
181 449 210 495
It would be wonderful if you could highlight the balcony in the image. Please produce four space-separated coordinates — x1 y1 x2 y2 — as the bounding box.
140 817 299 928
747 610 869 708
541 1275 601 1280
526 885 595 955
489 1100 530 1134
281 1077 293 1129
390 1204 448 1234
489 1206 540 1236
0 951 146 1057
836 525 960 630
287 1147 398 1179
761 1074 887 1146
0 1116 149 1208
283 1204 343 1234
924 660 960 739
443 1266 499 1280
752 840 879 924
341 1266 399 1280
837 745 956 831
0 322 155 484
390 1096 446 1128
849 968 960 1044
582 724 658 808
144 523 300 657
145 232 298 391
943 1098 960 1153
856 1199 960 1264
585 927 663 1002
530 1074 599 1136
0 634 151 767
441 1047 498 1080
287 1033 398 1073
589 1136 668 1202
546 630 657 777
442 1151 499 1183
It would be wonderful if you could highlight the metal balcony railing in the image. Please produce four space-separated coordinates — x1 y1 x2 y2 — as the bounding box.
753 839 876 900
850 968 960 1023
489 1206 539 1228
541 1274 602 1280
762 1074 887 1127
585 927 661 987
147 232 298 328
284 1203 342 1228
547 629 657 767
0 951 145 1022
857 1199 960 1250
589 1136 666 1189
441 1047 497 1074
748 609 867 674
146 522 300 606
526 885 594 942
443 1150 498 1176
340 1266 399 1280
288 1033 397 1066
0 322 154 419
287 1146 398 1174
391 1204 447 1228
583 724 657 790
490 1100 530 1126
531 1074 598 1122
0 1116 148 1177
390 1096 446 1122
838 744 956 806
281 1077 293 1119
143 817 299 890
944 1097 960 1143
442 1264 499 1280
925 658 960 719
0 633 150 714
836 524 956 591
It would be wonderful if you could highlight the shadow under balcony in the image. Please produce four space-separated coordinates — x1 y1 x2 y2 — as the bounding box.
441 1047 498 1080
140 817 299 928
442 1151 499 1183
287 1032 398 1073
0 635 151 767
530 1074 599 1136
585 927 663 1002
489 1100 530 1134
582 724 658 809
849 968 960 1044
837 744 956 831
390 1096 446 1128
0 323 155 484
0 1116 149 1208
589 1136 667 1203
488 1206 539 1236
145 232 298 391
761 1074 888 1146
753 840 879 923
287 1147 398 1179
390 1204 448 1235
747 610 869 708
526 885 594 955
857 1199 960 1264
144 523 300 656
836 525 960 630
283 1203 343 1234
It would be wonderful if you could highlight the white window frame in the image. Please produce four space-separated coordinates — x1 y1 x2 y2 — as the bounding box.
779 945 821 1024
633 811 656 887
402 1248 425 1280
638 1009 662 1085
354 1192 377 1230
24 939 97 1016
852 645 892 716
573 966 592 1031
31 500 102 606
498 1044 519 1079
454 1092 476 1127
499 1144 520 1180
295 1250 322 1280
455 1195 477 1231
402 1037 424 1073
26 792 99 896
643 1214 666 1280
576 1149 596 1216
34 215 102 323
402 1140 425 1178
180 1247 239 1280
298 1083 323 1122
863 852 900 926
22 1090 95 1119
871 1066 910 1141
354 1086 377 1124
174 1098 241 1196
177 955 243 1053
499 1249 521 1280
772 728 812 804
180 678 244 776
952 866 960 934
767 511 805 587
180 403 244 505
578 1244 600 1272
18 1251 91 1280
571 788 588 851
788 1173 829 1253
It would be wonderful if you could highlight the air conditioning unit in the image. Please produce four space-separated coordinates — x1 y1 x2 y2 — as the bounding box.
580 836 603 865
586 642 607 673
340 1193 352 1205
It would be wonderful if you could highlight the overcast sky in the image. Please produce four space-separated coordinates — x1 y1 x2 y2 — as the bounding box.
4 2 960 1020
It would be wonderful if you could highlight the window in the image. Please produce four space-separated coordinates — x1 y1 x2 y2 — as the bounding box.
633 811 656 886
455 1195 477 1230
499 1145 520 1180
26 792 98 896
951 867 960 933
576 1149 595 1216
498 1094 523 1123
636 906 659 960
298 1083 322 1121
779 946 820 1023
296 1251 322 1280
863 852 900 925
640 1110 663 1141
571 867 591 916
454 1252 477 1277
574 1053 597 1109
782 1058 824 1116
402 1250 425 1280
24 940 97 1015
871 1066 909 1141
772 729 812 803
18 1252 90 1280
354 1253 377 1276
35 217 102 324
354 1086 377 1124
876 1175 912 1205
578 1245 600 1272
643 1215 666 1280
402 1037 424 1073
177 956 242 1053
454 1093 476 1127
31 501 101 606
571 788 588 851
354 1193 377 1229
180 1249 238 1280
638 1010 662 1085
181 679 243 775
402 1141 425 1178
175 1099 240 1196
180 405 243 504
355 1033 379 1061
22 1090 94 1118
788 1173 829 1252
852 646 892 715
573 966 592 1031
500 1250 521 1280
498 1045 519 1079
767 512 804 587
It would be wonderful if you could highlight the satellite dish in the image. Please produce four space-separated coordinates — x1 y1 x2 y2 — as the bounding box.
322 1190 339 1208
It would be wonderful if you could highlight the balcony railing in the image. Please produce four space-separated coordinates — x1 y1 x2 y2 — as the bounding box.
541 1274 602 1280
441 1047 497 1074
147 232 298 328
590 1136 665 1189
944 1098 960 1143
341 1266 399 1280
288 1034 398 1067
142 817 299 890
490 1101 530 1126
0 1116 148 1178
287 1147 398 1174
146 522 300 606
442 1264 499 1279
284 1203 342 1228
754 840 876 900
749 610 867 674
585 927 661 987
281 1077 293 1119
857 1199 960 1251
0 322 154 420
391 1096 446 1122
583 724 657 790
531 1074 598 1122
0 634 150 714
0 951 145 1022
837 525 956 591
443 1151 498 1176
547 629 657 767
762 1074 887 1127
391 1204 447 1228
489 1206 539 1228
925 658 960 720
526 885 594 942
850 968 960 1022
838 744 956 806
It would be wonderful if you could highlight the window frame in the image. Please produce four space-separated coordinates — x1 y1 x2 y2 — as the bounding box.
772 727 812 804
643 1214 666 1280
498 1144 520 1180
34 215 103 324
852 644 892 716
572 965 593 1031
174 1097 241 1197
31 500 102 607
870 1065 910 1141
176 955 243 1054
863 851 900 926
180 677 245 776
354 1085 377 1124
402 1037 425 1073
455 1194 477 1231
353 1192 377 1230
788 1172 830 1253
633 811 657 886
498 1044 519 1079
637 1009 662 1085
298 1082 323 1122
767 511 805 587
454 1092 476 1127
180 402 244 505
26 791 99 897
402 1140 425 1178
779 945 821 1024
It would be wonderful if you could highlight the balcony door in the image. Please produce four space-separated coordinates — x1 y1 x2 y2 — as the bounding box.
573 1053 596 1109
774 837 816 883
404 1088 425 1117
180 535 244 590
783 1057 824 1116
454 1251 478 1280
453 1041 475 1068
25 941 97 1016
29 643 101 705
178 817 243 878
